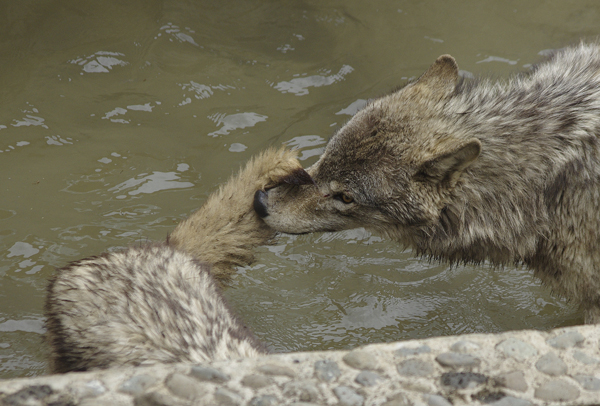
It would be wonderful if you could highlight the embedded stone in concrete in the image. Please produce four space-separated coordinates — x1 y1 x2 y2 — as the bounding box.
333 386 364 406
165 373 209 400
343 349 378 370
488 396 531 406
382 392 411 406
71 379 106 398
355 370 382 387
214 387 242 406
314 360 341 382
535 352 567 376
190 365 229 383
119 374 158 396
435 352 481 368
2 385 53 406
241 374 273 389
473 391 505 403
394 345 432 357
135 391 189 406
397 359 434 377
496 338 538 361
450 340 480 353
441 372 487 389
534 379 580 401
249 395 279 406
573 375 600 391
426 394 452 406
256 363 296 378
495 371 527 392
401 379 436 393
283 381 320 402
547 331 585 348
573 350 600 365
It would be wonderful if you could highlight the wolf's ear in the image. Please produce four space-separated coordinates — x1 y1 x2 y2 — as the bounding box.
415 138 481 187
413 55 459 100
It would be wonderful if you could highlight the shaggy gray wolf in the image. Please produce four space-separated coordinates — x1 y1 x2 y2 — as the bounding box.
254 42 600 324
45 148 308 372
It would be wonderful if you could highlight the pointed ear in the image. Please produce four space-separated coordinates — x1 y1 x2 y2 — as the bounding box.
413 55 459 100
415 138 481 187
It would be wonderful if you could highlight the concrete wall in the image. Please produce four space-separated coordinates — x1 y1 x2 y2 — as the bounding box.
1 324 599 406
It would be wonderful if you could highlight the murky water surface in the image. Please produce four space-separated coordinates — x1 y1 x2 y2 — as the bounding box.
1 0 598 377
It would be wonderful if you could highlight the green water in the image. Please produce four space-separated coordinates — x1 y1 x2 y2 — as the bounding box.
1 0 597 378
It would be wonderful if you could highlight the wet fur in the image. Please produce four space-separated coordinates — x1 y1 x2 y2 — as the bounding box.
256 43 600 324
45 148 303 372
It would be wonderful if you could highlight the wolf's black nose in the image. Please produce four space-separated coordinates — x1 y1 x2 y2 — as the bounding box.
253 190 269 218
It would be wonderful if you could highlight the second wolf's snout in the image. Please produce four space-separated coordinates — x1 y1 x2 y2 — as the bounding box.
254 166 315 220
254 190 269 218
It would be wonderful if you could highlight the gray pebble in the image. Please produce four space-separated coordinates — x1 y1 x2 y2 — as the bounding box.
2 385 53 406
333 386 364 406
134 391 189 406
381 392 412 406
119 374 157 396
314 360 341 382
426 394 452 406
435 352 481 368
546 331 585 348
573 350 600 365
474 392 505 403
394 345 431 357
343 349 378 370
574 375 600 391
190 366 229 383
249 395 279 406
241 374 273 389
283 381 320 402
397 359 434 377
256 363 296 378
71 380 106 398
214 387 242 406
165 373 209 400
450 340 480 353
496 338 538 361
534 379 580 401
441 372 487 389
489 396 531 406
535 352 567 376
355 370 382 386
495 371 527 392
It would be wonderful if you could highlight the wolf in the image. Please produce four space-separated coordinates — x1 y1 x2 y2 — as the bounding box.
254 42 600 324
45 148 310 372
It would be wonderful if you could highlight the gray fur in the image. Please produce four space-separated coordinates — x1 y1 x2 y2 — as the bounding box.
45 244 265 372
255 43 600 324
45 148 304 373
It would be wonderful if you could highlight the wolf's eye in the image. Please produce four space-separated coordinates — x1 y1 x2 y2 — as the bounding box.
335 193 354 204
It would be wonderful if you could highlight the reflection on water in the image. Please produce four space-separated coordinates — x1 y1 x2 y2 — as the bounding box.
0 0 597 378
109 170 194 198
207 112 268 137
70 51 129 73
0 319 45 335
274 65 354 96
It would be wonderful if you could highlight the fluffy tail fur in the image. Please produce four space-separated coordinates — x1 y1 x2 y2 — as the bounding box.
45 148 304 372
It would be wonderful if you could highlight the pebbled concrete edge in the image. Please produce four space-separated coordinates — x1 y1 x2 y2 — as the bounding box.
0 325 599 406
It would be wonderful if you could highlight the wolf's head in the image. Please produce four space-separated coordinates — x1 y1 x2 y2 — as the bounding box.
254 55 481 241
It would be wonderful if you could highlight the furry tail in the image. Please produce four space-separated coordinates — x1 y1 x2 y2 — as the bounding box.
168 148 305 283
